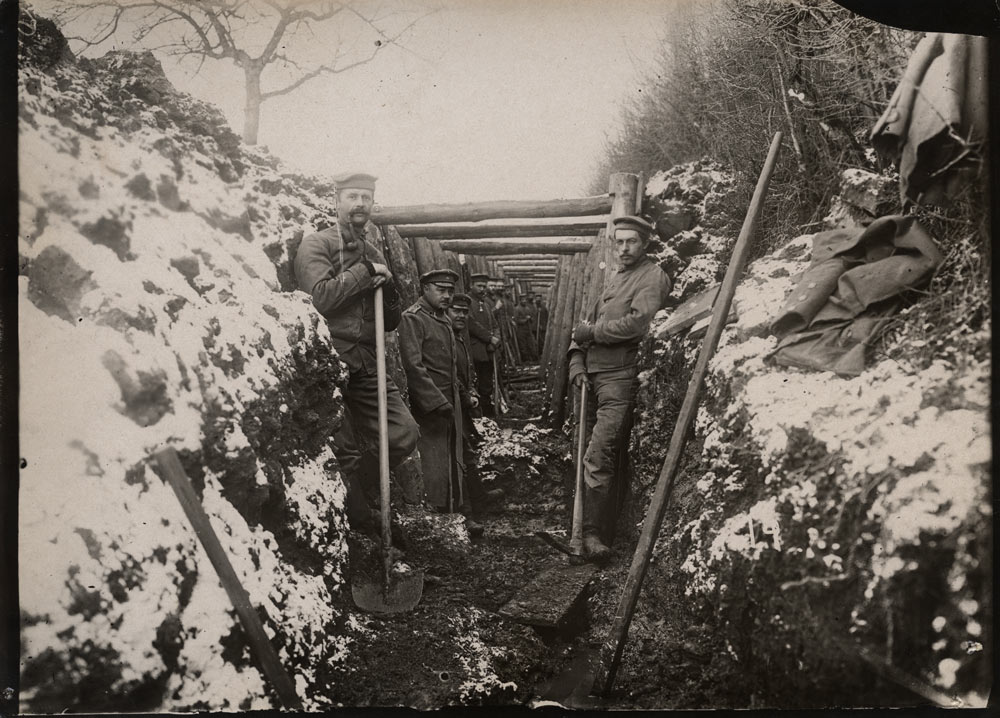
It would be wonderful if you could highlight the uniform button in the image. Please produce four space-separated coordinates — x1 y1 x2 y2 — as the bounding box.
807 282 817 289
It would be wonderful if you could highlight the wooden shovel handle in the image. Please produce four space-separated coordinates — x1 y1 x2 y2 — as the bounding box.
374 286 393 590
152 447 303 710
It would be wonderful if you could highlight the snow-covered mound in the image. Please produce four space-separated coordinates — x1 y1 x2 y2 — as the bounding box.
644 160 741 304
18 17 355 712
627 168 991 706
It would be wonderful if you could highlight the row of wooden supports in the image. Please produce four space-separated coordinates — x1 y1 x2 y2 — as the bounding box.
374 172 641 423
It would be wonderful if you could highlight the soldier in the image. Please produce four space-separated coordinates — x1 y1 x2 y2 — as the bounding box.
447 294 505 532
514 295 538 362
568 215 672 562
534 294 550 352
294 171 419 536
398 269 465 513
467 273 501 417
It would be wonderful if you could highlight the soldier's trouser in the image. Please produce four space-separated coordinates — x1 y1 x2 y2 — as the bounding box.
474 358 495 417
578 365 639 539
460 409 488 515
336 369 420 527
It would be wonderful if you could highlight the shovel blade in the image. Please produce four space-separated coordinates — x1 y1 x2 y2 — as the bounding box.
351 570 424 614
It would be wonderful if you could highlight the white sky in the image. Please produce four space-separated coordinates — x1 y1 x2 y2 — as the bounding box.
45 0 687 206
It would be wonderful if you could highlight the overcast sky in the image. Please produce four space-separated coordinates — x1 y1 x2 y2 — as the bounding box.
47 0 685 206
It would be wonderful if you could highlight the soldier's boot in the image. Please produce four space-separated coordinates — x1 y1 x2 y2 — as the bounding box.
582 485 612 564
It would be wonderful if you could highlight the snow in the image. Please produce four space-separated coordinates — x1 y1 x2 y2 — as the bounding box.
19 42 358 712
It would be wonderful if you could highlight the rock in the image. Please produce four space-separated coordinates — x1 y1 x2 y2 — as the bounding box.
837 168 897 216
80 213 134 261
27 245 96 323
100 350 173 427
125 174 156 202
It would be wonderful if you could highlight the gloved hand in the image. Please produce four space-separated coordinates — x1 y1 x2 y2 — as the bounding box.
572 322 595 344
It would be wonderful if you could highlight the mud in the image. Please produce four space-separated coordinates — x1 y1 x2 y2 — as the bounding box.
318 365 737 709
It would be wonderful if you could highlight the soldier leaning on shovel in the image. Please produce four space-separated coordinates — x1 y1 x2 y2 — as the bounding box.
293 172 419 541
447 293 506 533
398 269 473 525
568 215 672 562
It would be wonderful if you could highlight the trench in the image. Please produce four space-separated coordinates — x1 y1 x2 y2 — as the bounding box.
313 359 735 710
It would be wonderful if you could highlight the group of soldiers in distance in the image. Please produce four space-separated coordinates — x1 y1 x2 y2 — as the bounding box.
295 172 670 562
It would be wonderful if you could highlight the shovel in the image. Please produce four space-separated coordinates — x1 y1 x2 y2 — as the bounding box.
351 284 424 614
492 352 509 415
536 379 587 564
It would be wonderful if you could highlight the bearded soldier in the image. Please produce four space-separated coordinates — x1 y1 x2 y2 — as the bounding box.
294 171 419 535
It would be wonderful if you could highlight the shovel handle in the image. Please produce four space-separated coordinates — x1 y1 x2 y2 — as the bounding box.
152 448 303 710
374 286 392 589
569 380 587 555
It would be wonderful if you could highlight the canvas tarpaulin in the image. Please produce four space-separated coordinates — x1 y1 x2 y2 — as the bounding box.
870 32 988 207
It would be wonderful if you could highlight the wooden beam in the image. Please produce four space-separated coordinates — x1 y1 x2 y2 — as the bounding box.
482 254 563 262
393 219 605 239
437 239 592 255
373 194 613 225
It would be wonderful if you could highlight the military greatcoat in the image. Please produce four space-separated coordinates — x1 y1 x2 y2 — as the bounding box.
398 296 464 510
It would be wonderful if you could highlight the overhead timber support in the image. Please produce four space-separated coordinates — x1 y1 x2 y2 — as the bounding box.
393 220 605 239
373 194 613 224
438 239 592 255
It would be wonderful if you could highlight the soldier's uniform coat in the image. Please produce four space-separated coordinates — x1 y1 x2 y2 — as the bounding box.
568 255 672 538
294 219 419 524
398 296 464 510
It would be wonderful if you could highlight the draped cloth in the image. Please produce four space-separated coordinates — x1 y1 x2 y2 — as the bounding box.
870 33 988 207
769 216 943 376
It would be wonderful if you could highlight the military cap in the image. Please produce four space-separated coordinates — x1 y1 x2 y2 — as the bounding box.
451 293 472 309
420 268 459 286
470 273 490 282
612 215 655 238
332 172 377 191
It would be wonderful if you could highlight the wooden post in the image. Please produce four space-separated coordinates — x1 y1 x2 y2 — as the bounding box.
538 256 567 382
411 236 435 276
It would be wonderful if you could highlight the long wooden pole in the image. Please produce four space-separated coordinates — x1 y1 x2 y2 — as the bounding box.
152 448 303 710
437 239 592 255
593 133 782 696
374 286 393 593
394 220 605 239
373 194 613 224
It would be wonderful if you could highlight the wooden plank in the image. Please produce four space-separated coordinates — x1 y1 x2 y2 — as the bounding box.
373 194 613 224
436 239 592 255
655 284 721 337
152 448 303 710
499 563 598 629
394 220 605 239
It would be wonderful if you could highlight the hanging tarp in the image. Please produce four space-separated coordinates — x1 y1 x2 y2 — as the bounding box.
870 33 988 207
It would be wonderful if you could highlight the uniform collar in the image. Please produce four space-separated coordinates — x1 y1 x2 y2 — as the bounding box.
618 254 651 273
417 295 449 319
338 218 369 246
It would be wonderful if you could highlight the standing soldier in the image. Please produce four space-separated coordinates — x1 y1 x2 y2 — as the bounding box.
467 273 501 417
398 269 465 513
534 295 550 354
294 171 419 535
568 216 672 562
448 294 504 533
514 295 538 362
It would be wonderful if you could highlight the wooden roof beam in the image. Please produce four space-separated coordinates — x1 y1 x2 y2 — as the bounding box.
373 195 613 224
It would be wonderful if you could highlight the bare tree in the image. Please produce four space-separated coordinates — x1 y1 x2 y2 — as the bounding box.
52 0 433 144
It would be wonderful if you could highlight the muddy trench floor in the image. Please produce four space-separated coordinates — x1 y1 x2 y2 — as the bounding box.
318 366 737 710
